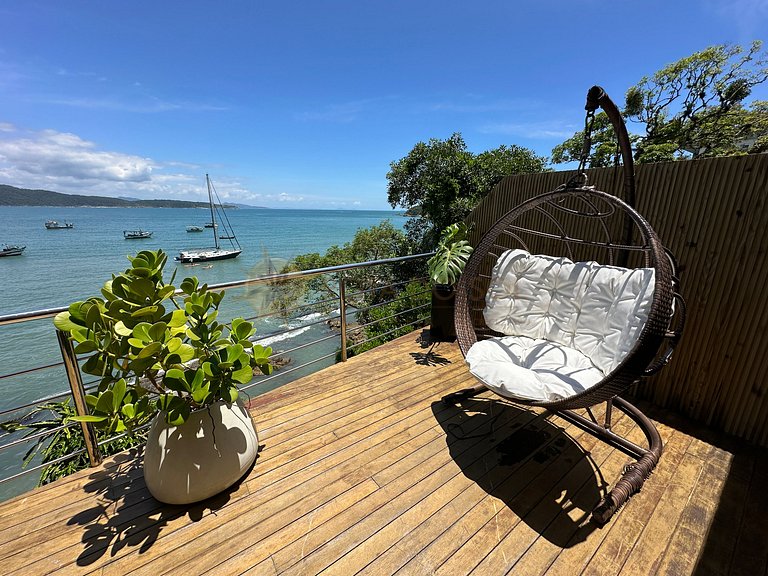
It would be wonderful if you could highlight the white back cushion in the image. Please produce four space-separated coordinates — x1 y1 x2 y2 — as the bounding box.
483 249 655 374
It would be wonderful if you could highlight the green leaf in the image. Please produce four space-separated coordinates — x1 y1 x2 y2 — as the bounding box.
168 309 187 328
232 365 254 384
175 343 195 362
149 321 168 342
136 342 163 359
132 323 151 342
191 382 211 404
157 395 190 426
69 415 108 423
131 306 159 318
75 340 98 354
114 321 132 336
94 391 115 415
121 403 136 419
165 368 185 380
223 385 238 403
53 311 81 333
112 379 127 411
85 304 102 329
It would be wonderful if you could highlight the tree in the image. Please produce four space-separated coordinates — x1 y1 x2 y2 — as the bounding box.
387 133 547 249
551 42 768 166
271 220 413 315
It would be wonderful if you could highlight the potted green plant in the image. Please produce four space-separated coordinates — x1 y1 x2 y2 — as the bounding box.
427 222 473 341
53 249 272 504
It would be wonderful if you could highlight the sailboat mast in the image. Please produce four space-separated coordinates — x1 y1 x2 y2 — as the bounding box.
206 174 219 250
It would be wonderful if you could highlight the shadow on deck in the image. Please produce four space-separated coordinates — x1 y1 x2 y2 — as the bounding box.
0 329 765 575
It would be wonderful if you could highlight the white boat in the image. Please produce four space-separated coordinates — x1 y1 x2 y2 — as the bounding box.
186 225 204 232
0 244 25 257
175 175 242 263
45 220 73 229
123 229 153 239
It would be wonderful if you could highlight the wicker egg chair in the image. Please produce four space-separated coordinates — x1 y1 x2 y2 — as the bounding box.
445 86 686 524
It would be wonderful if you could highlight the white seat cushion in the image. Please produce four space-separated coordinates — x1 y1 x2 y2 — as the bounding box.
482 249 655 375
465 336 605 402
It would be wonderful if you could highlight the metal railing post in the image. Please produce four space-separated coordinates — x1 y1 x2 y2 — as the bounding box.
56 330 102 466
338 272 348 362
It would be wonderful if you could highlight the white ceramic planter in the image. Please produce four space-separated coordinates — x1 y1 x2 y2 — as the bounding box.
143 400 259 505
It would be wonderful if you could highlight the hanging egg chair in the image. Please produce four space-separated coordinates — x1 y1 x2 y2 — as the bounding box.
445 86 686 524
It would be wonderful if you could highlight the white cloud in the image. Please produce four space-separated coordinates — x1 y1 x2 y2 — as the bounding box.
479 121 577 139
0 126 383 208
0 129 155 183
41 96 228 114
295 96 399 123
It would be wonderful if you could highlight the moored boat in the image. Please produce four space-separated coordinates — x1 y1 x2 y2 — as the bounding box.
45 220 73 229
175 175 241 264
123 229 153 239
0 244 25 257
186 225 204 232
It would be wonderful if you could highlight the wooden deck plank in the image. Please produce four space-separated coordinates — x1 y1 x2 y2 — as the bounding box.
315 406 586 575
0 330 764 575
482 409 651 576
368 408 625 576
438 408 640 575
599 440 716 576
543 422 692 576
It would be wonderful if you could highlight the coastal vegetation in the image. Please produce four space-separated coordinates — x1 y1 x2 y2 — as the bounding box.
386 133 548 251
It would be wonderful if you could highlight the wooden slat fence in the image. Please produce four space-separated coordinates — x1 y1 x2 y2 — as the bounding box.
465 154 768 447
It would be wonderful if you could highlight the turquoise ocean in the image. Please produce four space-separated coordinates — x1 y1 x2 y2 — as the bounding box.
0 205 409 499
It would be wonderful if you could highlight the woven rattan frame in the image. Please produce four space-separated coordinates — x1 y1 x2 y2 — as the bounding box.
453 186 675 411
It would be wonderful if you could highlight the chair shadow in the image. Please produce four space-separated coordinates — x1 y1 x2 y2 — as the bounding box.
68 445 260 566
433 397 603 547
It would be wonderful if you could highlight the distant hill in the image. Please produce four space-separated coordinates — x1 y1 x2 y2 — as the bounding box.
0 184 243 209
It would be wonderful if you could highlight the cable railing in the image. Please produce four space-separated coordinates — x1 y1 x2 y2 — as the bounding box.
0 252 433 499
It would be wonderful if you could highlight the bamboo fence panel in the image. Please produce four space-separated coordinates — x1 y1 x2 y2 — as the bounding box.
465 155 768 447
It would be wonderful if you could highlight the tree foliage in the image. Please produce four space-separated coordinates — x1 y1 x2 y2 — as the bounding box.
551 42 768 166
387 133 547 249
271 221 414 315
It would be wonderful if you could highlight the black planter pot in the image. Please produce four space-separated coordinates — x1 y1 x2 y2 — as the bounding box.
430 285 456 341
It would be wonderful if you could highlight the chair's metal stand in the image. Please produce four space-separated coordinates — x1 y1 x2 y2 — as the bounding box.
553 396 662 524
442 386 661 525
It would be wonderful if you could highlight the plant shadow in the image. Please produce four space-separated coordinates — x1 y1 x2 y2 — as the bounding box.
409 329 452 366
433 397 603 547
68 446 259 566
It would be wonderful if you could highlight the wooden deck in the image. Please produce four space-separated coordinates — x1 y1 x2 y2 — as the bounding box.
0 330 766 575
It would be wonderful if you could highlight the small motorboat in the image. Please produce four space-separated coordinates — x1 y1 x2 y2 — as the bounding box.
45 220 74 229
123 229 153 239
186 225 204 232
0 244 26 257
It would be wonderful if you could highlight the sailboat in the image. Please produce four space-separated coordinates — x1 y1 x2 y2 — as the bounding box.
175 174 242 263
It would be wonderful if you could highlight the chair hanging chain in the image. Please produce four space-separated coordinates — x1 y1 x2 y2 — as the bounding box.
564 107 595 190
577 108 596 175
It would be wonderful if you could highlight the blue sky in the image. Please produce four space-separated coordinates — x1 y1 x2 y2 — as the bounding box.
0 1 766 209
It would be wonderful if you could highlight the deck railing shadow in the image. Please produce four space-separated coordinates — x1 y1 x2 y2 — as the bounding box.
432 397 603 547
67 447 257 566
